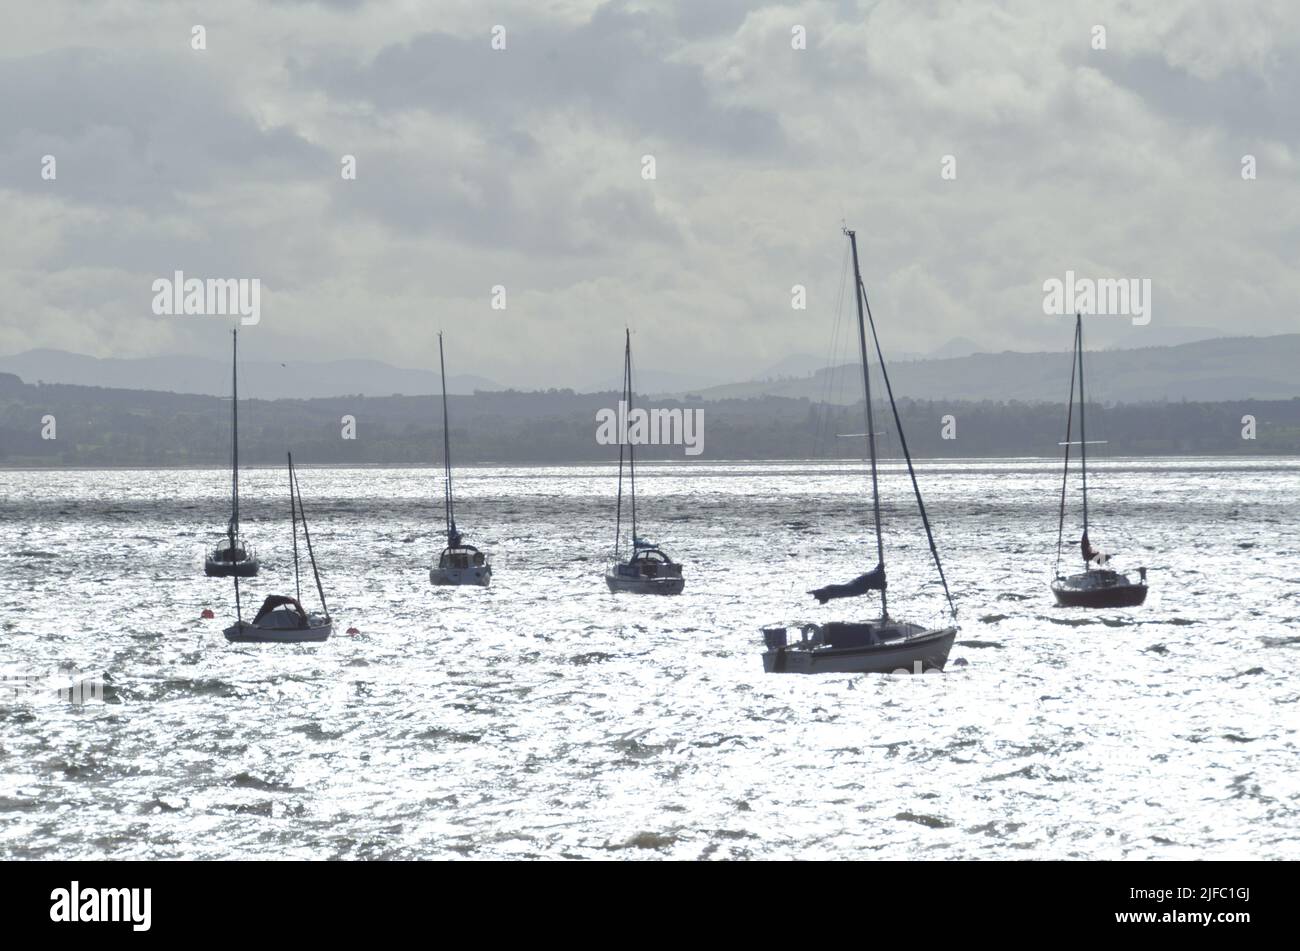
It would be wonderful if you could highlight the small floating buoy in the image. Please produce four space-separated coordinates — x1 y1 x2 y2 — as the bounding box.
346 627 359 635
200 608 215 619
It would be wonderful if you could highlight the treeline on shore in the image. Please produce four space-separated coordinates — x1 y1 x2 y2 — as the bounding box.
1 373 1297 466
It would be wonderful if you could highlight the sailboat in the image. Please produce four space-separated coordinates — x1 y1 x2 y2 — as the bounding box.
605 329 684 595
1050 313 1148 608
429 333 492 586
761 228 957 674
205 328 259 577
224 452 332 642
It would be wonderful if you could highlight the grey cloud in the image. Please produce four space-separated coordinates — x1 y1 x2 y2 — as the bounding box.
0 48 328 208
294 4 785 155
1088 51 1300 145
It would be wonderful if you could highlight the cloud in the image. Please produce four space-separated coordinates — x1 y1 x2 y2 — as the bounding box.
1 0 1298 387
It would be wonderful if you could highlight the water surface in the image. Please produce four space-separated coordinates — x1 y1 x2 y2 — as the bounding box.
1 458 1297 859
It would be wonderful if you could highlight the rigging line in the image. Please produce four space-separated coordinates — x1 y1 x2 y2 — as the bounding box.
1055 319 1079 577
230 327 239 545
614 333 626 560
289 451 301 603
846 234 886 619
858 271 958 620
626 330 638 546
291 454 329 619
614 439 625 560
1077 313 1089 538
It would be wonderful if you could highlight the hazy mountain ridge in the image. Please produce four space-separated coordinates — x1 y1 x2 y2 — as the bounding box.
686 334 1300 404
2 333 1294 403
0 349 502 399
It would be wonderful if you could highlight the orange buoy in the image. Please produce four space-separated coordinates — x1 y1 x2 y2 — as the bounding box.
346 627 359 635
200 608 215 619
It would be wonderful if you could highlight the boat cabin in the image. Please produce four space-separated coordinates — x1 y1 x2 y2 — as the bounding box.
210 545 251 563
613 547 682 579
438 545 488 570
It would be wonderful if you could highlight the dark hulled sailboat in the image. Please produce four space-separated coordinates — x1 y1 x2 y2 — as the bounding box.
605 330 684 595
224 452 332 642
205 328 259 577
429 333 492 586
1050 313 1148 608
761 228 957 674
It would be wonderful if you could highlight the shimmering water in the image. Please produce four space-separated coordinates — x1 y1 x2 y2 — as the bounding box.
2 458 1297 859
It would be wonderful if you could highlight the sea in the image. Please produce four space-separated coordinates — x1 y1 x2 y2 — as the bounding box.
1 457 1297 859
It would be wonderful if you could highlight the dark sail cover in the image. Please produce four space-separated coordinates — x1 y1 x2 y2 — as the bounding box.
1081 531 1110 566
253 595 307 625
810 563 887 604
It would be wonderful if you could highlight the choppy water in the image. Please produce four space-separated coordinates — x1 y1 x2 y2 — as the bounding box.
1 458 1297 859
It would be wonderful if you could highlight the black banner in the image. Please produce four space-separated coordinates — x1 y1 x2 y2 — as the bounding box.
0 860 1268 938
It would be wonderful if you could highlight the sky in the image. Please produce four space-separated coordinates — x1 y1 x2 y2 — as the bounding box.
1 0 1297 389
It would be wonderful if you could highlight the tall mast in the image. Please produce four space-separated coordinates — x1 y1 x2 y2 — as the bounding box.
846 229 887 617
1054 318 1079 578
625 329 638 550
439 333 456 545
1076 313 1089 538
230 327 239 547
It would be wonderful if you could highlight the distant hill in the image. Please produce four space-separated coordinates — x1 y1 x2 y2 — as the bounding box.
2 333 1296 404
687 334 1300 404
0 349 502 399
2 372 1298 466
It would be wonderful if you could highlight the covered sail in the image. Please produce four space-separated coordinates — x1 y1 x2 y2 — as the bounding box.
1080 531 1109 566
810 563 886 604
252 594 307 624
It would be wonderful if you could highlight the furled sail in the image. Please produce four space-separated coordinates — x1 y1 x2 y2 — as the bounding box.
810 563 887 604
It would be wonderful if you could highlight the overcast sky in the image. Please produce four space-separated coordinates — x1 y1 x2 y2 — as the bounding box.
1 0 1297 389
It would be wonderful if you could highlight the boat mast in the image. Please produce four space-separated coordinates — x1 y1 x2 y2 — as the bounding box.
846 230 887 617
851 228 958 620
625 329 638 551
1054 318 1080 577
438 333 457 546
1076 313 1089 540
230 327 240 548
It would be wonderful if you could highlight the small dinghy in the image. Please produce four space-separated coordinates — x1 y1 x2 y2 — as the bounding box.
604 329 684 595
761 228 958 674
429 333 492 587
1050 313 1148 608
223 453 332 643
206 328 260 577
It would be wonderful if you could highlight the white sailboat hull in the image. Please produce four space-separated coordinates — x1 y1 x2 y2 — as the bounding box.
762 623 956 674
430 564 492 586
604 570 684 595
224 610 332 643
